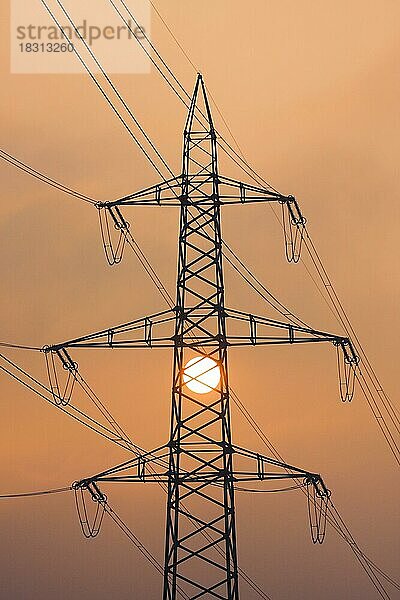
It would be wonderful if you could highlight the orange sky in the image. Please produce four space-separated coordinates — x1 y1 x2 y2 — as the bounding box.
1 1 399 599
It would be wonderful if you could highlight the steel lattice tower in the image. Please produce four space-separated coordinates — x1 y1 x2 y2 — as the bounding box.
46 75 358 600
164 77 239 599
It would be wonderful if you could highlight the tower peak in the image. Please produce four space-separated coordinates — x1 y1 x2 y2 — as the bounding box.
184 74 215 136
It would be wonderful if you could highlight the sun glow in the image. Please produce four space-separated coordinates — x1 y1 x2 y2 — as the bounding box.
183 357 221 394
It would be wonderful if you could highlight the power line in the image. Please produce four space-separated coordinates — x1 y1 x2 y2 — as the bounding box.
0 486 71 499
41 0 194 225
0 149 96 204
108 0 279 194
223 234 399 463
0 353 136 452
302 231 400 429
149 1 198 73
355 371 400 465
149 1 246 161
0 488 182 595
327 501 394 600
2 206 397 471
0 341 42 351
122 229 175 308
222 242 310 327
109 0 193 111
39 0 175 190
102 502 190 600
54 0 175 182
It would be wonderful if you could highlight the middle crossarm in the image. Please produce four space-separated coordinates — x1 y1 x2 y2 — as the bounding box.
43 307 358 356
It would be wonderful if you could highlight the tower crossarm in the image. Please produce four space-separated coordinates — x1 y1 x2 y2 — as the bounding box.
229 445 330 497
102 176 183 208
74 443 174 487
43 308 177 352
223 308 359 360
103 175 295 210
43 308 360 359
216 175 297 209
73 443 329 499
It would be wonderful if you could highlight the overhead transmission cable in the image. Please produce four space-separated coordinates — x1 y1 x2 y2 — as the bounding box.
39 0 176 190
0 486 71 499
107 0 278 194
0 341 42 351
0 149 96 204
0 484 178 594
230 379 398 598
54 0 176 183
0 352 138 452
102 502 190 600
37 0 282 317
222 239 400 464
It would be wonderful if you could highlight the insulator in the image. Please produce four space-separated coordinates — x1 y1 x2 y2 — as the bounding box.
74 483 106 539
335 340 358 402
44 347 77 406
306 480 329 544
98 205 130 266
282 197 306 263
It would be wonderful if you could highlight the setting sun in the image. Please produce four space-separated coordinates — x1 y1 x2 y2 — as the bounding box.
183 357 221 394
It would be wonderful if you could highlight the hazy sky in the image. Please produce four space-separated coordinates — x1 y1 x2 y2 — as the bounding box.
1 1 399 599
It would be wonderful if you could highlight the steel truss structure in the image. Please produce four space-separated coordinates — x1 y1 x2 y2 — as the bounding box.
45 75 358 600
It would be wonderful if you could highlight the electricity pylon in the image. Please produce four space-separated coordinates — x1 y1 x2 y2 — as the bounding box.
45 75 358 600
